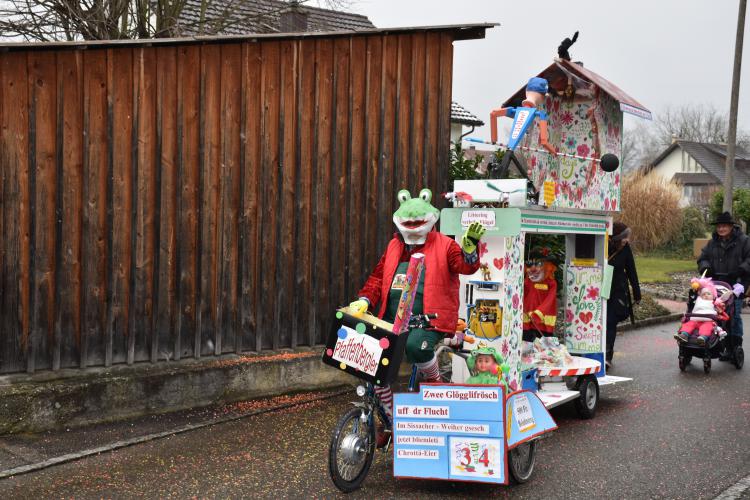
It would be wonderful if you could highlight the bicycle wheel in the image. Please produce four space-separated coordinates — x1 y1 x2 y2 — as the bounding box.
328 407 375 493
508 440 537 484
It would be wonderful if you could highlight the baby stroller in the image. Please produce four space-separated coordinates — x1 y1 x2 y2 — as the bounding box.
677 280 744 373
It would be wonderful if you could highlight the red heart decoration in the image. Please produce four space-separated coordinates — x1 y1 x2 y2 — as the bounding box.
579 312 593 324
611 199 617 210
493 258 503 271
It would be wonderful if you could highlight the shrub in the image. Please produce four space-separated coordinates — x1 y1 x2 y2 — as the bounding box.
449 142 483 183
620 171 683 252
710 188 750 226
660 206 709 257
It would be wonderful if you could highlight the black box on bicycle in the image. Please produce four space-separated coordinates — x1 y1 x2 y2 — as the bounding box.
321 308 408 387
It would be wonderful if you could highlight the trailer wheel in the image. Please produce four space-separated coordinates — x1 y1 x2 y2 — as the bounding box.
508 440 537 484
573 375 599 419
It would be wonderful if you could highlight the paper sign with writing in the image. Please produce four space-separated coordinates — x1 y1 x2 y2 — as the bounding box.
450 437 503 479
393 385 506 484
564 265 604 353
511 393 536 432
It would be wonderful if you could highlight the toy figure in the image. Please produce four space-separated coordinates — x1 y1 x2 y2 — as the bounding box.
348 188 485 425
557 31 579 61
480 263 492 282
522 247 559 342
489 77 557 158
465 346 509 388
675 277 729 346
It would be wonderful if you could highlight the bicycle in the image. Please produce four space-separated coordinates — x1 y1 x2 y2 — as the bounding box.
327 313 538 492
327 313 447 492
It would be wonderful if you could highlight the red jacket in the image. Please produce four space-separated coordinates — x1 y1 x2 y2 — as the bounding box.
358 231 479 333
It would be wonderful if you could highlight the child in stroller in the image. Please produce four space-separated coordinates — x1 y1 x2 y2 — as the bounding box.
675 277 745 373
674 278 728 346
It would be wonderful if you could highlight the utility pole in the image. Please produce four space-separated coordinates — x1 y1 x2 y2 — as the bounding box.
724 0 747 213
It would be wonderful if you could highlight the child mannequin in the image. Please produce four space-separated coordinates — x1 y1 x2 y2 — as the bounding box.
675 278 727 346
465 347 509 389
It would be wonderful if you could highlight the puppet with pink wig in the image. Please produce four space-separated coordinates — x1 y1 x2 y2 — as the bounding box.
674 277 729 346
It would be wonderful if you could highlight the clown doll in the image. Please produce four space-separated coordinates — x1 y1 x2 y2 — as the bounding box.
522 247 558 342
348 188 485 427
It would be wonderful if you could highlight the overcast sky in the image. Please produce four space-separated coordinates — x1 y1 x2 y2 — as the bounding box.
349 0 749 141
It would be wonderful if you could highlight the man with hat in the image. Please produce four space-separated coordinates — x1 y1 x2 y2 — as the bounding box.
698 211 750 349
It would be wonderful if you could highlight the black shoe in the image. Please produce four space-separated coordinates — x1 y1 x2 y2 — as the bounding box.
719 349 731 362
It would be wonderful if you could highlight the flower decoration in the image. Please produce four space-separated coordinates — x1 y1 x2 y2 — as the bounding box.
586 286 600 300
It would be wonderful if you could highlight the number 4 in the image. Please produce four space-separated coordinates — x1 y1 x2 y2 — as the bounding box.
478 448 489 467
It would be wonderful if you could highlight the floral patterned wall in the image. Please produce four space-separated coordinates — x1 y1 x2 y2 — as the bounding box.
521 91 623 211
500 233 525 390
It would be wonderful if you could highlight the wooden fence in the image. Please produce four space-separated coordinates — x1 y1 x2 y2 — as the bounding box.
0 25 489 373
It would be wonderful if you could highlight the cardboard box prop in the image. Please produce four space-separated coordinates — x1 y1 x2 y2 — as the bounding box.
321 309 406 387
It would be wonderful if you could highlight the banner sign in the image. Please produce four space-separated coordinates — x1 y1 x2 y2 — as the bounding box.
393 384 507 484
564 266 604 353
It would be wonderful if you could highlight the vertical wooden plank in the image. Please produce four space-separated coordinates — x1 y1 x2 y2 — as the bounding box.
395 35 412 191
107 48 133 366
410 34 427 191
198 44 222 356
330 37 350 315
379 35 398 251
259 41 281 351
218 44 241 354
296 39 315 347
278 40 296 349
29 51 57 372
437 34 454 195
0 53 31 373
241 42 262 353
312 39 333 345
132 47 156 364
156 46 179 362
347 36 366 331
82 49 108 367
0 55 4 371
56 51 84 369
424 33 441 192
177 45 200 360
362 36 383 303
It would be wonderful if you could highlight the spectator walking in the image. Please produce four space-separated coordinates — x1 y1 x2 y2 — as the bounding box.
606 222 641 368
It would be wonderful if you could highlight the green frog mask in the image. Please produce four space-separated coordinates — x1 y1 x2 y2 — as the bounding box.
393 188 440 245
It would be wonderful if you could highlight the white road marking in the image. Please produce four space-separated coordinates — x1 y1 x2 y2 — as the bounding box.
715 474 750 500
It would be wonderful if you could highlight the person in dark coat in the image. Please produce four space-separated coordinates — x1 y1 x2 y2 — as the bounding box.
697 211 750 348
606 222 641 368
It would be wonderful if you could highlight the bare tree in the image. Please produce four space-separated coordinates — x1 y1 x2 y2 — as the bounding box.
0 0 354 41
622 103 750 170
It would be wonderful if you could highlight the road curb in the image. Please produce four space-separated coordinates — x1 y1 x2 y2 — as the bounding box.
618 313 683 332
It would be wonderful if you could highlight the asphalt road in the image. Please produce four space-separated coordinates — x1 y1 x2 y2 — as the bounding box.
2 318 749 499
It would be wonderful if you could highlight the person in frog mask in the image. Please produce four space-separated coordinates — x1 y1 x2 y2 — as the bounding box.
349 188 485 423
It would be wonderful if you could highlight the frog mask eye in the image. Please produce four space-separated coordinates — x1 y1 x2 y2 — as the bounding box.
397 190 411 204
419 188 432 203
